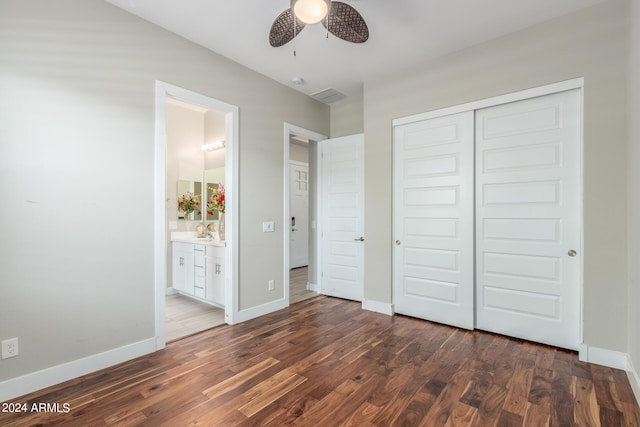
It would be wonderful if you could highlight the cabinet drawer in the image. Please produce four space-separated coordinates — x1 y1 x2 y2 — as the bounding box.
194 271 205 286
173 242 193 253
194 285 205 298
206 245 225 257
194 255 205 268
194 244 206 254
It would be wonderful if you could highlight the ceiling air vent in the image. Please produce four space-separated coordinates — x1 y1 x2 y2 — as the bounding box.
310 88 347 104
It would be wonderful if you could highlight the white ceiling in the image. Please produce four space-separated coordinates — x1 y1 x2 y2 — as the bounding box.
105 0 607 103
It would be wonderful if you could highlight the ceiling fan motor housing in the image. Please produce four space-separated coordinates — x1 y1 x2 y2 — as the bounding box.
291 0 332 24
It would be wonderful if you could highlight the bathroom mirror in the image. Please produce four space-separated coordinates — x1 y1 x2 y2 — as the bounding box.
204 167 225 223
177 179 203 221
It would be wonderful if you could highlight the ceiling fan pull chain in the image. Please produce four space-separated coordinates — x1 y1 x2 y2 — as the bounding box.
293 17 297 57
325 13 329 39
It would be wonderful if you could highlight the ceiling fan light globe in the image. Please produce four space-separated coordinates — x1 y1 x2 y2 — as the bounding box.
292 0 330 24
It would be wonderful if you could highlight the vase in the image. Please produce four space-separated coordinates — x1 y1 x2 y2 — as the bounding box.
218 213 225 241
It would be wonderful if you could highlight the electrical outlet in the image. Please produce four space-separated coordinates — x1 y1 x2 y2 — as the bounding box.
1 337 19 359
268 279 275 291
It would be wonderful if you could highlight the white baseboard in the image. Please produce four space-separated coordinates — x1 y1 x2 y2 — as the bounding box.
578 344 629 370
307 282 320 293
0 337 157 401
166 287 177 295
362 299 394 316
233 298 288 324
626 355 640 406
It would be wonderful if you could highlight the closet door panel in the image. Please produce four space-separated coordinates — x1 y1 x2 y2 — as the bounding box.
475 89 581 350
393 111 474 329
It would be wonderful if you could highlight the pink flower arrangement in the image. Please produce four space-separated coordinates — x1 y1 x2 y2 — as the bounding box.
178 192 201 217
207 183 225 214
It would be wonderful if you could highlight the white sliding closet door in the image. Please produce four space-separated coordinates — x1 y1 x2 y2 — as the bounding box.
475 89 581 349
393 112 475 330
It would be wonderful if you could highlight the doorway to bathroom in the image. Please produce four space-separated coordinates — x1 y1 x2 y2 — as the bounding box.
154 82 239 349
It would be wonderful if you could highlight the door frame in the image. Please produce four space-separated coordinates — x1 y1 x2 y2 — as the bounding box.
283 123 327 304
392 77 584 350
154 81 240 351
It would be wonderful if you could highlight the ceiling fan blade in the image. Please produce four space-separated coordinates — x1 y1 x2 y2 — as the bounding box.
269 9 306 47
322 1 369 43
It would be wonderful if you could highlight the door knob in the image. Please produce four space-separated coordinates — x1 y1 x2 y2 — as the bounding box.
292 228 298 232
568 249 577 257
395 240 401 245
354 236 365 242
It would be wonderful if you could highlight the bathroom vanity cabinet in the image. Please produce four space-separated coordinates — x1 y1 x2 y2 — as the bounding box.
171 237 225 307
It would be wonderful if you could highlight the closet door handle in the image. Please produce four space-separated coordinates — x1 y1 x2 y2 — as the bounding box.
395 240 401 246
568 249 577 257
354 236 365 242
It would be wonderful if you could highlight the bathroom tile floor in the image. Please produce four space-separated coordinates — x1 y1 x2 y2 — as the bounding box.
165 266 317 342
290 266 318 304
165 294 225 342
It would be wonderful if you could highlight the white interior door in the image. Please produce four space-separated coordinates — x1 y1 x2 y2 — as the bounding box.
320 134 364 302
290 162 309 269
393 111 475 329
475 89 581 349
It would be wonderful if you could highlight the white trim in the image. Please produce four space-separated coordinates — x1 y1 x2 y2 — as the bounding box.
578 345 628 370
0 338 156 401
233 298 289 324
154 81 240 338
626 356 640 406
283 123 327 308
307 282 320 293
362 299 394 316
392 78 584 126
290 159 309 167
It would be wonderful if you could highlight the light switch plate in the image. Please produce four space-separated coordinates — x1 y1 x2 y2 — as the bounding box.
169 221 178 230
262 221 275 232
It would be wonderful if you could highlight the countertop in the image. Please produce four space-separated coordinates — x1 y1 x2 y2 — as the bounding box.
170 231 226 247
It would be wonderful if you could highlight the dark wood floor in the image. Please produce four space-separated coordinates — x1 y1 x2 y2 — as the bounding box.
2 296 639 426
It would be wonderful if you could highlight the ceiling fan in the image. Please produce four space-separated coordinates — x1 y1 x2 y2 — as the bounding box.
269 0 369 47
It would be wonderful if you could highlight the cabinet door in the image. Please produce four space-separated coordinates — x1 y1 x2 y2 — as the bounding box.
206 246 225 306
173 242 195 295
172 250 187 292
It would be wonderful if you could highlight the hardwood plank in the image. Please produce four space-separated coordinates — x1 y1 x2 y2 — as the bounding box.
2 296 639 427
470 383 508 427
238 371 307 417
444 401 477 426
572 376 600 427
549 350 575 426
522 401 550 427
202 357 281 399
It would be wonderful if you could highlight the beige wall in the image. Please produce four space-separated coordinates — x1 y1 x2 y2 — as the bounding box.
290 143 309 163
0 0 328 383
203 110 226 170
628 0 640 377
364 1 629 351
330 96 364 137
